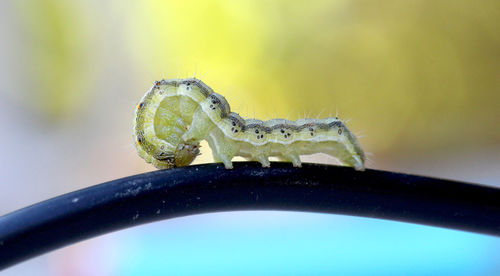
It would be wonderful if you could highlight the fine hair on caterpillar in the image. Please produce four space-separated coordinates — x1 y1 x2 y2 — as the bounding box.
133 78 366 170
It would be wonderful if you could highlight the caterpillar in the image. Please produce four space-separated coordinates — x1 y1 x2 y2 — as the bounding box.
133 78 366 171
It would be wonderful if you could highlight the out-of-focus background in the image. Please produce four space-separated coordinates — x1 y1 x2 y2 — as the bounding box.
1 0 499 275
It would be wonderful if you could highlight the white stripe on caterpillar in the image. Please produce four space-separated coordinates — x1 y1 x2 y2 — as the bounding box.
133 78 366 171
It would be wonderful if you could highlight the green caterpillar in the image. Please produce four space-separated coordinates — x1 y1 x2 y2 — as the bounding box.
133 78 365 170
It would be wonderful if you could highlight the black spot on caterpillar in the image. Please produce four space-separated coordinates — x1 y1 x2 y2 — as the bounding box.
133 78 365 170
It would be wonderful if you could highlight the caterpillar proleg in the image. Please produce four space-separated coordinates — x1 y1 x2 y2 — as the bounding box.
133 78 366 170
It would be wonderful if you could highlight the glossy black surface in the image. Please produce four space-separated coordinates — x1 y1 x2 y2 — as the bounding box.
1 162 499 269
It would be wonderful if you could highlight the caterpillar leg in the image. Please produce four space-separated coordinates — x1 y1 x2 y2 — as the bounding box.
182 107 215 143
325 148 365 171
254 155 271 168
352 155 365 171
206 131 238 169
279 154 302 167
213 155 234 169
243 156 270 168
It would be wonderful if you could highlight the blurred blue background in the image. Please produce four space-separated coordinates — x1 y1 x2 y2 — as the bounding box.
0 0 499 275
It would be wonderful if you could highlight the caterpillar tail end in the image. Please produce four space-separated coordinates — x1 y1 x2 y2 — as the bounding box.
352 155 365 171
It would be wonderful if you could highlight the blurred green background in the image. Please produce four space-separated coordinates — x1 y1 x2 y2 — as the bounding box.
1 0 499 275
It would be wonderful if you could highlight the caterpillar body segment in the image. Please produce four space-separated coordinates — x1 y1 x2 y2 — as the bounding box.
133 80 200 169
134 78 366 171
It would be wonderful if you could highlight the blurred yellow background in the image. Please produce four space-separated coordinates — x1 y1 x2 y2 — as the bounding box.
6 0 499 151
0 0 499 275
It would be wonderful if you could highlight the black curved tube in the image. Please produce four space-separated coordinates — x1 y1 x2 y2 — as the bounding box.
1 162 499 269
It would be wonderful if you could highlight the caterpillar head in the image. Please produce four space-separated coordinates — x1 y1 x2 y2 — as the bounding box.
173 142 200 167
138 140 200 169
